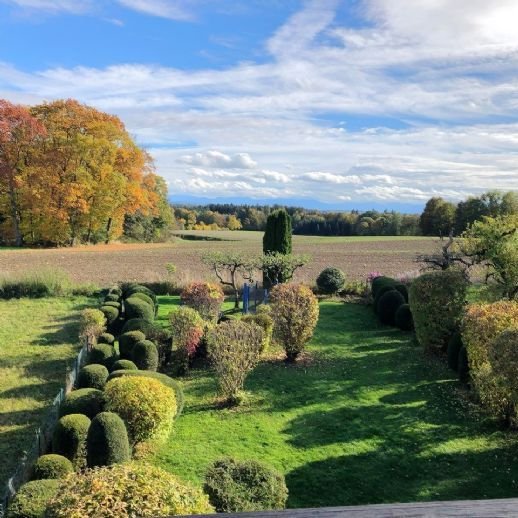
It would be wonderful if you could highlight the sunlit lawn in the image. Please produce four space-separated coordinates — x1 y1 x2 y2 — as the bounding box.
153 299 518 508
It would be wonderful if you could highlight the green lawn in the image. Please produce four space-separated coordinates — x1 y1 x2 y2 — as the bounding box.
152 298 518 508
0 296 93 489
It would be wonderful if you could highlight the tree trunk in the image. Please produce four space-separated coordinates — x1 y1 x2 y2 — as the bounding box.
105 217 112 244
8 176 22 246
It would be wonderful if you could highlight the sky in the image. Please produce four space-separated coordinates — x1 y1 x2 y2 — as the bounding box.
1 0 518 212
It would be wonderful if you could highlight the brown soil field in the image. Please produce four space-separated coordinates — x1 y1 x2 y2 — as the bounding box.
0 232 438 287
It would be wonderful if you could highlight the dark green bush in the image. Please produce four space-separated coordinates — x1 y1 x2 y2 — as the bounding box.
32 454 73 480
108 370 184 418
124 284 157 305
409 269 468 353
52 414 91 468
88 344 116 369
77 364 109 390
86 412 131 467
7 479 59 518
118 330 146 359
60 388 104 419
120 318 154 335
377 290 405 326
371 276 396 298
98 332 115 345
316 267 346 294
129 291 155 309
111 359 138 371
394 283 409 302
125 297 154 322
395 303 413 331
102 301 121 310
100 305 119 326
458 346 470 383
447 331 463 371
204 457 288 513
132 339 159 371
104 293 120 303
374 283 398 313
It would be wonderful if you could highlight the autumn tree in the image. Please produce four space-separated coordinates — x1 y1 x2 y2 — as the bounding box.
0 100 46 246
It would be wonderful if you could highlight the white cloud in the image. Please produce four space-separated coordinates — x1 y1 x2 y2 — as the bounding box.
115 0 194 21
0 0 91 13
179 150 257 169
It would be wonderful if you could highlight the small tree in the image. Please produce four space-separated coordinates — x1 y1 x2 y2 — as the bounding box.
170 307 205 373
79 309 106 352
269 284 319 362
263 209 292 255
202 251 257 309
260 253 310 286
461 214 518 299
180 282 225 321
207 320 263 405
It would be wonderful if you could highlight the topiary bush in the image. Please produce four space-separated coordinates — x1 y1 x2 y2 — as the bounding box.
394 283 409 302
124 284 158 305
447 331 463 371
121 318 155 336
180 281 224 322
102 301 121 310
88 344 116 369
32 454 73 480
79 308 106 350
208 320 264 405
409 269 468 353
124 296 154 323
100 305 119 327
97 332 115 345
77 364 109 390
59 388 104 419
7 479 59 518
45 463 213 518
377 289 405 326
269 283 319 362
204 457 288 513
371 276 396 298
111 359 138 371
132 339 159 371
129 291 155 310
374 283 400 314
242 311 274 354
104 293 120 303
118 330 146 360
104 376 176 444
462 301 518 421
316 267 346 294
169 306 204 373
395 303 413 331
52 414 91 468
86 412 131 467
107 370 184 418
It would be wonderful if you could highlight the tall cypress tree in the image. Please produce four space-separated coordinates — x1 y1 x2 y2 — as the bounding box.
263 209 292 255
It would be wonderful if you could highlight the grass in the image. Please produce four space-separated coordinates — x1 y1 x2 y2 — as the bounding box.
0 296 93 489
152 298 518 508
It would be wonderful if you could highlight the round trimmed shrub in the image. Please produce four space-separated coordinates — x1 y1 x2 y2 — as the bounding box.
102 301 121 310
52 414 91 467
204 457 288 513
394 283 409 302
121 318 154 335
316 267 346 294
98 332 115 345
129 291 155 309
88 344 116 369
33 454 73 480
125 284 157 305
395 304 413 331
104 293 120 303
7 479 59 518
371 276 396 298
104 376 176 444
86 412 131 467
458 346 470 383
100 305 119 326
125 297 154 323
77 364 109 390
377 289 405 326
242 312 274 353
45 463 213 517
447 331 463 371
108 285 122 297
111 359 138 371
60 388 104 419
132 339 159 371
118 330 146 359
374 283 399 313
108 370 184 418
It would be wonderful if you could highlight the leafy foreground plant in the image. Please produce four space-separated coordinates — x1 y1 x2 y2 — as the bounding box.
208 320 263 405
45 463 214 517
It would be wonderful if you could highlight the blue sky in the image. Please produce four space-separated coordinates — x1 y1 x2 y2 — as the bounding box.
1 0 518 211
